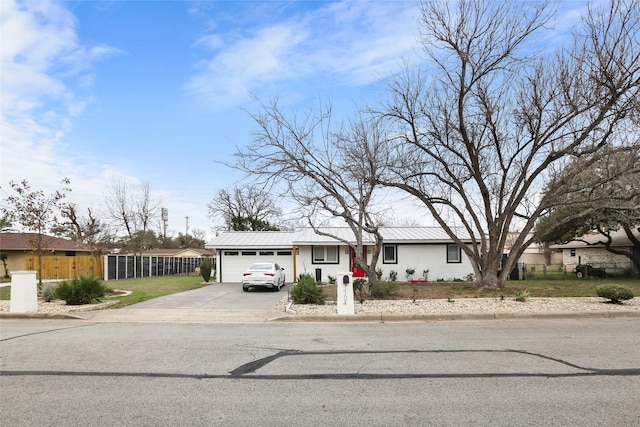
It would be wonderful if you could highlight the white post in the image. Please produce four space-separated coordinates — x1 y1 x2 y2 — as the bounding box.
336 272 355 315
10 271 38 313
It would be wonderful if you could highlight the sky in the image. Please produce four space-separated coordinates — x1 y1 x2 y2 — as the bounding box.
1 0 587 242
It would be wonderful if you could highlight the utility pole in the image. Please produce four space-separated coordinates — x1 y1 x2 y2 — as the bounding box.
185 216 190 236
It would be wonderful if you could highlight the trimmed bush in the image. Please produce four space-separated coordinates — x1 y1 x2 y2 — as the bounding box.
290 275 326 305
370 281 398 299
41 283 58 302
596 285 634 303
55 275 108 305
200 260 212 282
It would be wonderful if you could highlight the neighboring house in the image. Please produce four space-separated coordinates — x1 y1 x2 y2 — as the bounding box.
550 229 640 275
0 232 97 279
103 247 215 280
503 232 563 266
139 248 215 258
206 227 475 283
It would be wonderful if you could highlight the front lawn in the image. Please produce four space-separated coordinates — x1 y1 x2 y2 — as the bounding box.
0 275 209 308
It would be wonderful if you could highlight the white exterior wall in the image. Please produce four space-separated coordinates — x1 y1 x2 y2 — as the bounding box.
562 247 633 269
377 244 474 281
295 245 352 282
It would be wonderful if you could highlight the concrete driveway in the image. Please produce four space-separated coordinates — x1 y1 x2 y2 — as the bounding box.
78 282 289 323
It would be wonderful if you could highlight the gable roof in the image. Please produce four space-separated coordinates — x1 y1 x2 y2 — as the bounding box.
207 227 472 248
0 233 94 252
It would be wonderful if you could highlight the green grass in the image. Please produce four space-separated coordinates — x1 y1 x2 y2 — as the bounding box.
0 275 208 308
103 276 208 308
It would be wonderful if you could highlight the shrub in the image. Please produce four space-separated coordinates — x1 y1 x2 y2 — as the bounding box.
41 284 58 302
514 289 530 302
405 267 415 280
328 275 336 284
55 275 108 305
290 275 326 305
353 278 367 303
370 281 398 299
376 268 383 281
389 270 398 281
200 260 212 282
596 285 634 303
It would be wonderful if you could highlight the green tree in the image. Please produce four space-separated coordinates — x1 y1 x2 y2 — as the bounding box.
538 146 640 273
208 185 281 231
2 178 71 287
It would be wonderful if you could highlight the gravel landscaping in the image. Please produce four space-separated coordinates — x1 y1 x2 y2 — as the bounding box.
278 296 640 316
1 296 638 317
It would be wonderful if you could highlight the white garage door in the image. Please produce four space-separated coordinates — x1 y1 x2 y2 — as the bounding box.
219 249 294 283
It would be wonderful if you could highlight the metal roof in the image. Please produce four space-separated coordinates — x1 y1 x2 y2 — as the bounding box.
550 229 639 249
207 231 297 249
207 227 471 248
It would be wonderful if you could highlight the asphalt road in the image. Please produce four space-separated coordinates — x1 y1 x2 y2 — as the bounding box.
1 318 639 426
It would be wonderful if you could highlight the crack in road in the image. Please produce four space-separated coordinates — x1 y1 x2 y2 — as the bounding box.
2 349 639 380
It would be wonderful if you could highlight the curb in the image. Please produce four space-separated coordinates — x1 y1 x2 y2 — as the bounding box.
272 310 640 322
0 312 86 320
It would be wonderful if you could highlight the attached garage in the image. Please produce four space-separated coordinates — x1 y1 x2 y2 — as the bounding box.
218 248 294 282
211 231 296 283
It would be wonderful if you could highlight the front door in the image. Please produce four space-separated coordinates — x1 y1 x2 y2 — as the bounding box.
350 246 367 278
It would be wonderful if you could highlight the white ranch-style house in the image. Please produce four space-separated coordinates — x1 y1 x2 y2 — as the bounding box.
206 227 475 283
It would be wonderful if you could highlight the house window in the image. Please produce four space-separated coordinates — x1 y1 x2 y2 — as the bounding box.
447 244 461 263
259 251 274 256
382 245 397 264
312 246 339 263
570 248 576 257
224 251 239 256
65 251 77 257
242 251 256 256
277 251 292 256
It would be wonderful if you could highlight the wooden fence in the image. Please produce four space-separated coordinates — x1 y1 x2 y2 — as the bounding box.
25 255 104 280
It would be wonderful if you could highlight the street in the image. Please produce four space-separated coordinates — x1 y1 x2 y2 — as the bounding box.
1 318 639 426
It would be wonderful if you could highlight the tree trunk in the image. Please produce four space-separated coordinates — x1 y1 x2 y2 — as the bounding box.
476 270 503 289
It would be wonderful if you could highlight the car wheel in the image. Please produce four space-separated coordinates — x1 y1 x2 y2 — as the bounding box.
243 286 249 292
576 271 584 279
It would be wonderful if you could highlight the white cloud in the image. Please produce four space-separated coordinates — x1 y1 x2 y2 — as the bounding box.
185 1 419 109
0 0 121 214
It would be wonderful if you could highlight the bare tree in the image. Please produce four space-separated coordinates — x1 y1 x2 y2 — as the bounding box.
235 98 390 285
377 0 640 288
2 178 71 286
104 178 161 256
208 184 281 231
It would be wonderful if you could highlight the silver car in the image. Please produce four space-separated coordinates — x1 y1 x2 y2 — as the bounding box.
242 261 286 292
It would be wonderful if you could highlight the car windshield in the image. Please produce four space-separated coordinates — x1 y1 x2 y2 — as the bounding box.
249 263 273 271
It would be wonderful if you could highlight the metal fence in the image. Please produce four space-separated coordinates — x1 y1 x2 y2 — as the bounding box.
104 255 215 281
518 263 632 280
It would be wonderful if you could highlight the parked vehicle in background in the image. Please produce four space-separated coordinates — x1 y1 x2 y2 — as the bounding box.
574 264 607 279
242 262 286 292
